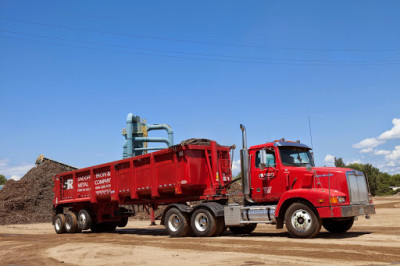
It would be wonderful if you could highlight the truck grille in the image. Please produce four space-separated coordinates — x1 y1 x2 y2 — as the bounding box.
346 171 369 204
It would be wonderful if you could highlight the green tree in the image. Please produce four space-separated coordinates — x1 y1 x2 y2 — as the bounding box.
389 174 400 186
334 157 346 168
0 174 6 185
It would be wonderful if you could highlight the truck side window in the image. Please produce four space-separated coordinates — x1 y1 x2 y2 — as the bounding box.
255 150 275 168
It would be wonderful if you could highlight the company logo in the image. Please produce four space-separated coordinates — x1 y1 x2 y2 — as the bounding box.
63 179 73 190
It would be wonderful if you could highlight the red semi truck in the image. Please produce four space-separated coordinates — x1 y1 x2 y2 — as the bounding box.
53 125 375 238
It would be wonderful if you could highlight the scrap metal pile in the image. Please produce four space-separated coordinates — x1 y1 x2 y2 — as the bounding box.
0 161 68 225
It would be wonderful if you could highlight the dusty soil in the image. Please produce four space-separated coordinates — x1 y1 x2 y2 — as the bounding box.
0 196 399 265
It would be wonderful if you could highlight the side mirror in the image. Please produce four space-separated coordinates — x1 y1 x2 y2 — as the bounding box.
259 149 267 170
306 164 312 172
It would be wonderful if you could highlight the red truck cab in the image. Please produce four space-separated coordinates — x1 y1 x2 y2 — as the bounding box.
238 138 375 237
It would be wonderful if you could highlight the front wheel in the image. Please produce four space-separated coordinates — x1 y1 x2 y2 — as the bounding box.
323 217 354 233
285 203 321 238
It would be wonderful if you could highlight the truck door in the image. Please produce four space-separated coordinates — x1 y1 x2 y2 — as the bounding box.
251 148 285 202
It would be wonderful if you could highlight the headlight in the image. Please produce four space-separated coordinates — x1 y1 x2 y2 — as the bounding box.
337 196 346 203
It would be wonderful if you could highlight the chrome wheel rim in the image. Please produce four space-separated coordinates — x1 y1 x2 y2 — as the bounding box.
55 218 62 231
65 218 71 231
79 213 86 225
194 213 208 232
167 214 180 232
291 209 312 232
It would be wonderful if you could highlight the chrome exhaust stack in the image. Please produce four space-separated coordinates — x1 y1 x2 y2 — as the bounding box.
240 124 255 203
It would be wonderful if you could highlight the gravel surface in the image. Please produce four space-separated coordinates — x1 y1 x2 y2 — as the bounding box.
1 196 399 265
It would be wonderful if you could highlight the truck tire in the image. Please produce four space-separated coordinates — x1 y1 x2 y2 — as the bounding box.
78 209 92 230
65 212 80 233
165 208 192 237
54 214 66 234
229 224 257 235
285 203 321 238
216 217 227 236
323 217 354 233
117 217 129 228
191 208 217 237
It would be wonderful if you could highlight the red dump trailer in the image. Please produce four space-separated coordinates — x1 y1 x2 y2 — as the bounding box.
53 140 232 233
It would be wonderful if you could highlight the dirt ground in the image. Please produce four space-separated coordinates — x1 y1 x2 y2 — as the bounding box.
1 196 399 265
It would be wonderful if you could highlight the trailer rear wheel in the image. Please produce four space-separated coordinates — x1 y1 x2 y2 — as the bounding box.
54 214 66 234
229 223 257 235
191 208 217 237
165 208 192 237
65 212 79 233
285 203 321 238
323 217 354 233
78 209 92 230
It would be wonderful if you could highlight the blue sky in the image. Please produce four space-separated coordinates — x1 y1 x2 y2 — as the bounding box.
0 1 399 179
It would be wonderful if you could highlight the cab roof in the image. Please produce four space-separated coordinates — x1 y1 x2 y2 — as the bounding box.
250 141 311 150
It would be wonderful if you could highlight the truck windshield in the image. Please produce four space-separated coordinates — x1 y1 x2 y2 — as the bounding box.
279 147 315 167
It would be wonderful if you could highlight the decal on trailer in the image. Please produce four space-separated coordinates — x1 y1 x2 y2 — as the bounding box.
77 174 91 193
63 179 73 190
95 171 112 195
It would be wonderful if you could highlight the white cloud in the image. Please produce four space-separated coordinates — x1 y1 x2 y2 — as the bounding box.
0 158 9 168
352 117 400 174
374 149 391 155
0 158 34 180
378 118 400 140
232 159 241 175
353 137 384 149
385 146 400 161
10 175 22 181
324 154 335 166
360 148 374 153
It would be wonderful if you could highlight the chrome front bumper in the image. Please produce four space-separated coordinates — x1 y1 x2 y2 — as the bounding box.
341 204 375 217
